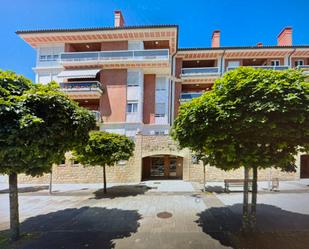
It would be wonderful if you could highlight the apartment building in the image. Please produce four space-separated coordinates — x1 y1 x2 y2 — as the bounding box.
16 11 309 184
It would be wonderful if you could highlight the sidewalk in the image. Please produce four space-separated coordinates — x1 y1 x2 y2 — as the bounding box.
205 179 309 193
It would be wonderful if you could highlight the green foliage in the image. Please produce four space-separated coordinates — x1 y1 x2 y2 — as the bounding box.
0 70 96 176
73 131 135 167
172 67 309 171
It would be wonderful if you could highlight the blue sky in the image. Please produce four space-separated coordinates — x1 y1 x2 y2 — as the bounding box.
1 0 309 80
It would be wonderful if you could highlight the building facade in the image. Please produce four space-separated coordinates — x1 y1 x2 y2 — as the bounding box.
15 11 309 184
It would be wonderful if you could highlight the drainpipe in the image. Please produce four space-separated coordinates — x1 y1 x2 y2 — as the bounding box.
220 49 226 76
288 48 296 68
170 53 176 126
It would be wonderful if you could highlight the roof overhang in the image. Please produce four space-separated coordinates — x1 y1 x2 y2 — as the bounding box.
16 26 178 54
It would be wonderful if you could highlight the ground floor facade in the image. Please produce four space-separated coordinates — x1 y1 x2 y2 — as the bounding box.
13 133 308 185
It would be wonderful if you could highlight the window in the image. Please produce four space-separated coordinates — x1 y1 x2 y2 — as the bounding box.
127 102 138 113
155 131 165 135
127 71 140 87
295 60 304 67
39 54 59 61
271 60 280 66
155 103 165 117
156 78 166 91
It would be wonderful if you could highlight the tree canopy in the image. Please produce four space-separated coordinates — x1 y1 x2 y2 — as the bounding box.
172 67 309 171
0 70 96 176
73 131 135 193
73 131 135 167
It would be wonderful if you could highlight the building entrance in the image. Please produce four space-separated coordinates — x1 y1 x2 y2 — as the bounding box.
142 155 183 180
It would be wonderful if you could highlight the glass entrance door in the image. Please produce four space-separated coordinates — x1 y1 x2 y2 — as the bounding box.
169 157 177 177
150 157 164 177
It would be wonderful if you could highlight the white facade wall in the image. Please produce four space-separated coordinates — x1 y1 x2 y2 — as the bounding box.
35 44 64 84
126 70 144 123
155 76 169 125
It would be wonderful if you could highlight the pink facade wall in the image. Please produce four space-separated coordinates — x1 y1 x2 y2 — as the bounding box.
100 69 127 122
101 41 128 51
143 74 156 124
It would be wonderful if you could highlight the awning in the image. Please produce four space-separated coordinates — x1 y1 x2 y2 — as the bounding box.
58 69 101 79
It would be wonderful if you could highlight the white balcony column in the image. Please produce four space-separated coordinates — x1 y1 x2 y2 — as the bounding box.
284 55 290 67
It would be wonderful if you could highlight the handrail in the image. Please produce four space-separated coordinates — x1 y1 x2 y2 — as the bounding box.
181 67 220 75
60 49 169 62
227 65 289 71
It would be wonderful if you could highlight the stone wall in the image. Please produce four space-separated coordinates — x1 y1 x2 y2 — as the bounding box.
18 134 301 184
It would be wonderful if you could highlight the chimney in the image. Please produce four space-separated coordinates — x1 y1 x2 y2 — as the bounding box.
211 30 220 48
277 27 292 46
257 42 263 47
114 10 125 27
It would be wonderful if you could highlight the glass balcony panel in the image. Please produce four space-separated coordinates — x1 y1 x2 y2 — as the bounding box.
227 66 289 71
100 51 133 60
60 49 169 63
180 92 203 102
181 67 220 75
59 81 103 91
60 52 99 61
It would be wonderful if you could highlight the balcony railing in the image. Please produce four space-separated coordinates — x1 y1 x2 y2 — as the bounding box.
90 110 101 123
180 92 203 102
297 65 309 73
227 66 289 71
181 67 220 76
59 49 169 63
59 81 103 93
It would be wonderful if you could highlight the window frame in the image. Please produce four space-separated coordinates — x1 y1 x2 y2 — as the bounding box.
126 102 138 113
294 59 304 67
270 60 280 66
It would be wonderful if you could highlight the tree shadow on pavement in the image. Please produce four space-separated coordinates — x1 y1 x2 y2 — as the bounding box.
0 186 49 194
196 204 309 249
92 184 152 199
1 207 141 249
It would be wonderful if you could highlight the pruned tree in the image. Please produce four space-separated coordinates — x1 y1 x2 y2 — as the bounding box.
0 71 96 240
73 131 135 193
172 67 309 231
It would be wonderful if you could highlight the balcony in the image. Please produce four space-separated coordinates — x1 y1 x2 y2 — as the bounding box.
59 49 169 66
59 81 103 99
180 92 203 103
298 65 309 74
227 66 289 71
181 67 220 77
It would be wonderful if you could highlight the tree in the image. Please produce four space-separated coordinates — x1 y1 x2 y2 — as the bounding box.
73 131 135 193
172 67 309 231
0 71 96 240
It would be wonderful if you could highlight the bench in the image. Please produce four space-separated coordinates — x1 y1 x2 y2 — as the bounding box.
224 179 253 192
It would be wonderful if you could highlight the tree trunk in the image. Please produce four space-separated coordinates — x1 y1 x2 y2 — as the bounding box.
9 173 20 241
49 170 53 195
203 160 206 192
242 167 250 231
103 165 107 194
250 166 258 230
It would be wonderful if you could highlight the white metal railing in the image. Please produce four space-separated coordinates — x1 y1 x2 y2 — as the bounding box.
180 92 203 102
181 67 220 76
227 65 289 71
59 49 169 63
297 65 309 70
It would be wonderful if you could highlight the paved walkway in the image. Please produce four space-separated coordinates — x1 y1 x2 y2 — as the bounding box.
1 180 309 249
0 181 230 249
